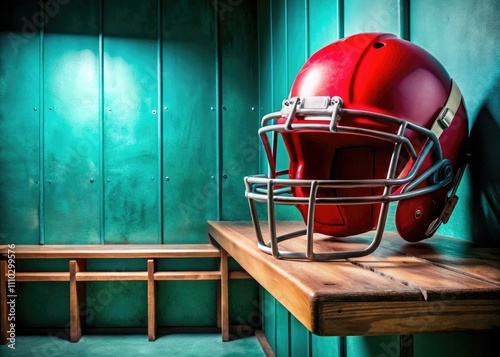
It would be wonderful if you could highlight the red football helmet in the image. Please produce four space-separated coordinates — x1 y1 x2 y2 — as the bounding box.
245 33 469 260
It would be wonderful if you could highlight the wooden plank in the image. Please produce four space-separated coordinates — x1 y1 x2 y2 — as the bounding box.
69 259 86 342
376 232 500 286
207 221 500 335
153 272 221 281
220 248 229 342
0 244 221 259
310 235 500 301
317 299 500 336
16 272 70 282
147 259 156 342
76 272 148 281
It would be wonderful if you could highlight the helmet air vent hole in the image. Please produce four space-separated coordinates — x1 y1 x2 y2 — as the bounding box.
373 42 385 49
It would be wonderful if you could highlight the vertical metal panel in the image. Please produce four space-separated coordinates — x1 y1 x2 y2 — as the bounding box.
290 315 310 357
220 0 259 220
311 334 342 357
85 259 147 328
43 0 100 244
103 0 159 243
347 335 401 357
261 288 277 353
272 0 287 109
276 302 291 357
0 0 40 244
308 0 341 54
161 0 217 243
410 0 500 244
258 0 272 172
156 258 217 327
344 0 400 37
287 0 307 91
157 280 215 327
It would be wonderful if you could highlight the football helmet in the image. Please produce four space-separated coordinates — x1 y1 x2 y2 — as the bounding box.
244 33 469 260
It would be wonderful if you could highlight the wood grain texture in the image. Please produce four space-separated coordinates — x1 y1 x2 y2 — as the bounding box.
0 244 221 259
207 221 500 336
16 272 70 281
153 272 221 280
69 259 86 342
220 249 229 341
0 243 252 344
147 259 156 341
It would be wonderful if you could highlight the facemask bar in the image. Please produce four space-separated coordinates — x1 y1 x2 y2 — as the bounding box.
244 95 456 260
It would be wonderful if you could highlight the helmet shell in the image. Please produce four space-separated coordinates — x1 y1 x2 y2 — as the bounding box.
283 33 468 241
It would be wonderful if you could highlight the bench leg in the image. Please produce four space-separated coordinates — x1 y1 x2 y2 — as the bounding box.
69 259 86 342
0 260 7 345
148 259 157 341
220 249 229 341
216 282 221 329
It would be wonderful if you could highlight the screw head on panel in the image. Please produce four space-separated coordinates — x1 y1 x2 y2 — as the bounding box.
165 176 170 181
223 174 228 179
107 178 110 182
33 107 37 111
222 106 227 110
210 107 215 111
90 178 94 183
164 106 169 111
152 109 157 114
211 175 215 180
49 107 53 111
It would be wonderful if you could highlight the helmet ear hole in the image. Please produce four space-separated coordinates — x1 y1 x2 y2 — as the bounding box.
373 42 385 49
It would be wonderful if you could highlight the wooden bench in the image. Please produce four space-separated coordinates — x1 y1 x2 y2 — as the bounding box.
0 244 251 344
208 221 500 355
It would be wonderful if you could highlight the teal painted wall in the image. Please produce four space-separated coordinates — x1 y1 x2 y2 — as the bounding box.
257 0 500 356
0 0 258 330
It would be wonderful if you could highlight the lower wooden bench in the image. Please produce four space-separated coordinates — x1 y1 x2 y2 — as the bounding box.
0 244 251 344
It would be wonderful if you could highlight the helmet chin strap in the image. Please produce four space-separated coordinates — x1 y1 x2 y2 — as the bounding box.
430 80 462 138
426 79 467 237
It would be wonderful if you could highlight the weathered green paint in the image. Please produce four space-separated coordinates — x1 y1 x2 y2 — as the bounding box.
410 0 500 243
103 0 159 244
220 0 260 221
0 0 40 245
0 0 259 331
308 0 341 55
344 0 400 37
43 0 101 244
161 0 217 244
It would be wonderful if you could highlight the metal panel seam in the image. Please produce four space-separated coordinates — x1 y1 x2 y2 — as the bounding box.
39 0 45 245
157 0 164 244
399 0 410 40
99 0 105 244
215 2 222 221
337 0 345 39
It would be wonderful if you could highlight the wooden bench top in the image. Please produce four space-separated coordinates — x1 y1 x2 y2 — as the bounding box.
0 244 220 259
207 220 500 336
